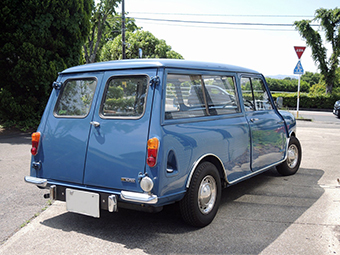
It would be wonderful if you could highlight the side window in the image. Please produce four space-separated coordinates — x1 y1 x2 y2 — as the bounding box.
165 74 208 119
241 77 273 111
204 76 240 115
55 79 97 117
240 77 254 111
101 75 148 118
165 74 240 120
252 78 273 110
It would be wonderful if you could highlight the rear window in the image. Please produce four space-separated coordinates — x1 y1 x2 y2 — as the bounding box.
100 75 148 118
165 74 240 120
55 78 97 117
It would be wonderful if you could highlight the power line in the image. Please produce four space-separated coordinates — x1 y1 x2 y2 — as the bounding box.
129 12 314 18
136 20 296 31
130 17 320 27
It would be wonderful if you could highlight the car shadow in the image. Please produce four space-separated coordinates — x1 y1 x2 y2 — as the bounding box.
0 132 31 145
40 167 324 254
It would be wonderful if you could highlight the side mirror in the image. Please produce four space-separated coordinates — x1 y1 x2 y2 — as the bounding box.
276 97 283 109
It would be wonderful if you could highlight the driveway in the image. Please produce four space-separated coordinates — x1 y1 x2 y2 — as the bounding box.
0 132 48 244
0 113 339 254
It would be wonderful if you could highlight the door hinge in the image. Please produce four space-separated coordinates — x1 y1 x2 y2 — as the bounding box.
150 76 160 87
52 81 62 90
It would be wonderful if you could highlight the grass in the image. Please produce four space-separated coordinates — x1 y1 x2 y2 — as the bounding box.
20 200 53 228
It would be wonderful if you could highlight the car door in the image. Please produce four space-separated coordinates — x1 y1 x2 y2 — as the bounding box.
83 68 158 192
40 72 103 184
240 76 287 171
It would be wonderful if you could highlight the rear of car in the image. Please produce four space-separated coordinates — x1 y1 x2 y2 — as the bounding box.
25 61 163 217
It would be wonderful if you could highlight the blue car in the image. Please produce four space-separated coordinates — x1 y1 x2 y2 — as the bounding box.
333 100 340 118
25 59 301 227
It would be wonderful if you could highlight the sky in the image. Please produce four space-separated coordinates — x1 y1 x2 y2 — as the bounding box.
117 0 339 77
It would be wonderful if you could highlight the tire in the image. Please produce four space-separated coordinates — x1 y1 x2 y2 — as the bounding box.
276 136 302 176
179 162 221 227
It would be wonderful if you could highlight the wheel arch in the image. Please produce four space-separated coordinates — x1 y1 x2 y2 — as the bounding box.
186 153 227 189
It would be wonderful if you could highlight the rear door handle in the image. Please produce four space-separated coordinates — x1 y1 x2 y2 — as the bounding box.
250 118 259 122
90 121 100 127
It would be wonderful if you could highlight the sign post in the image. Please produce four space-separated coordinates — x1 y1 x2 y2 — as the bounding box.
293 46 306 118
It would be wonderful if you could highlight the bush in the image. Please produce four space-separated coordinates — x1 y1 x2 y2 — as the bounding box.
0 0 92 131
266 77 309 92
309 83 326 94
272 92 340 109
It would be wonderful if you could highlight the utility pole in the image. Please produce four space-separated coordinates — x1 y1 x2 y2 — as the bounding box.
122 0 126 59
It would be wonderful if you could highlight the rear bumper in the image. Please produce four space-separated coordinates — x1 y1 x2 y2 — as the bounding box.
121 190 157 204
24 176 48 187
24 176 158 205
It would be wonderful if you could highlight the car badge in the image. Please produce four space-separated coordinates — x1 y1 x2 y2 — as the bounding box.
121 177 136 183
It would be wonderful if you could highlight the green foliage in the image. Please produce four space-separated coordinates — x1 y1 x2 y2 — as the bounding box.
83 0 140 63
309 83 326 94
0 0 92 130
294 8 340 94
272 92 340 109
301 71 321 86
266 77 309 92
100 30 184 60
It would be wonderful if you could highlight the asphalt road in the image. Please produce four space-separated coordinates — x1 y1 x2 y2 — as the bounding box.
0 132 48 245
0 111 339 254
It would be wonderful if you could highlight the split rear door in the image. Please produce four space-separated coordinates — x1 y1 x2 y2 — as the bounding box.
41 68 157 192
83 68 158 192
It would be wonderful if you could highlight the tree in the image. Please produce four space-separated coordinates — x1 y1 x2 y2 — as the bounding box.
100 30 183 61
301 71 321 87
0 0 92 129
83 0 138 64
83 0 120 64
294 8 340 94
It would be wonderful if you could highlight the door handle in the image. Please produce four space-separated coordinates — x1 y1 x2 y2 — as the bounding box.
90 121 100 127
250 118 259 122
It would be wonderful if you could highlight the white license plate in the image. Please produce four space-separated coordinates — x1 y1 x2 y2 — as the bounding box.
66 189 100 218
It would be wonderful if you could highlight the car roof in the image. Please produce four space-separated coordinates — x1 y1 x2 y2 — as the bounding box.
61 59 260 75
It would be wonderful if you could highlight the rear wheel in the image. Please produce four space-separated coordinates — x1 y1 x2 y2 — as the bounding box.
179 162 221 227
276 136 301 176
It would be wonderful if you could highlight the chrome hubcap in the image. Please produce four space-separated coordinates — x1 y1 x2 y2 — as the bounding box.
198 175 217 214
287 144 299 168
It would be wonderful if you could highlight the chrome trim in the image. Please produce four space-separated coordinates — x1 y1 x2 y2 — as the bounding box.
90 121 100 127
108 195 118 212
50 185 56 200
227 158 286 186
24 176 48 188
227 136 289 185
287 142 299 168
198 175 217 214
120 191 158 204
186 140 290 188
186 153 227 188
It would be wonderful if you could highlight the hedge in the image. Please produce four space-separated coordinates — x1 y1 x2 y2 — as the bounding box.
271 93 340 109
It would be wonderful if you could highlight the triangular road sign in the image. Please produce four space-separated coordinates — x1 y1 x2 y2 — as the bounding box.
294 60 304 74
294 46 306 59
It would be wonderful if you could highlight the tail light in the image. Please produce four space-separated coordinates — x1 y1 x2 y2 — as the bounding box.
31 132 41 156
147 137 159 167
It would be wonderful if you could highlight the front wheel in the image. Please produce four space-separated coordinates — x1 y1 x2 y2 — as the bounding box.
179 162 221 227
276 136 302 176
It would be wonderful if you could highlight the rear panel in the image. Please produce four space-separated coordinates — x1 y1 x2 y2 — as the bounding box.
83 69 158 192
